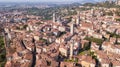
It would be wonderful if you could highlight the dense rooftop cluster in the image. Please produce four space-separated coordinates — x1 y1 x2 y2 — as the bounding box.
1 3 120 67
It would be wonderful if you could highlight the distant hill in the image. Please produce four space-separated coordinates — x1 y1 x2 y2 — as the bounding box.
76 0 104 4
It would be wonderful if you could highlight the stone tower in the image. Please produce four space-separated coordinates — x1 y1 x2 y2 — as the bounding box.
70 40 74 60
70 23 74 35
91 9 95 17
113 13 116 21
76 11 80 25
53 13 56 22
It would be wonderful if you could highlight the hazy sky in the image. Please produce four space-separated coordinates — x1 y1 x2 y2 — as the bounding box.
0 0 102 2
0 0 73 2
